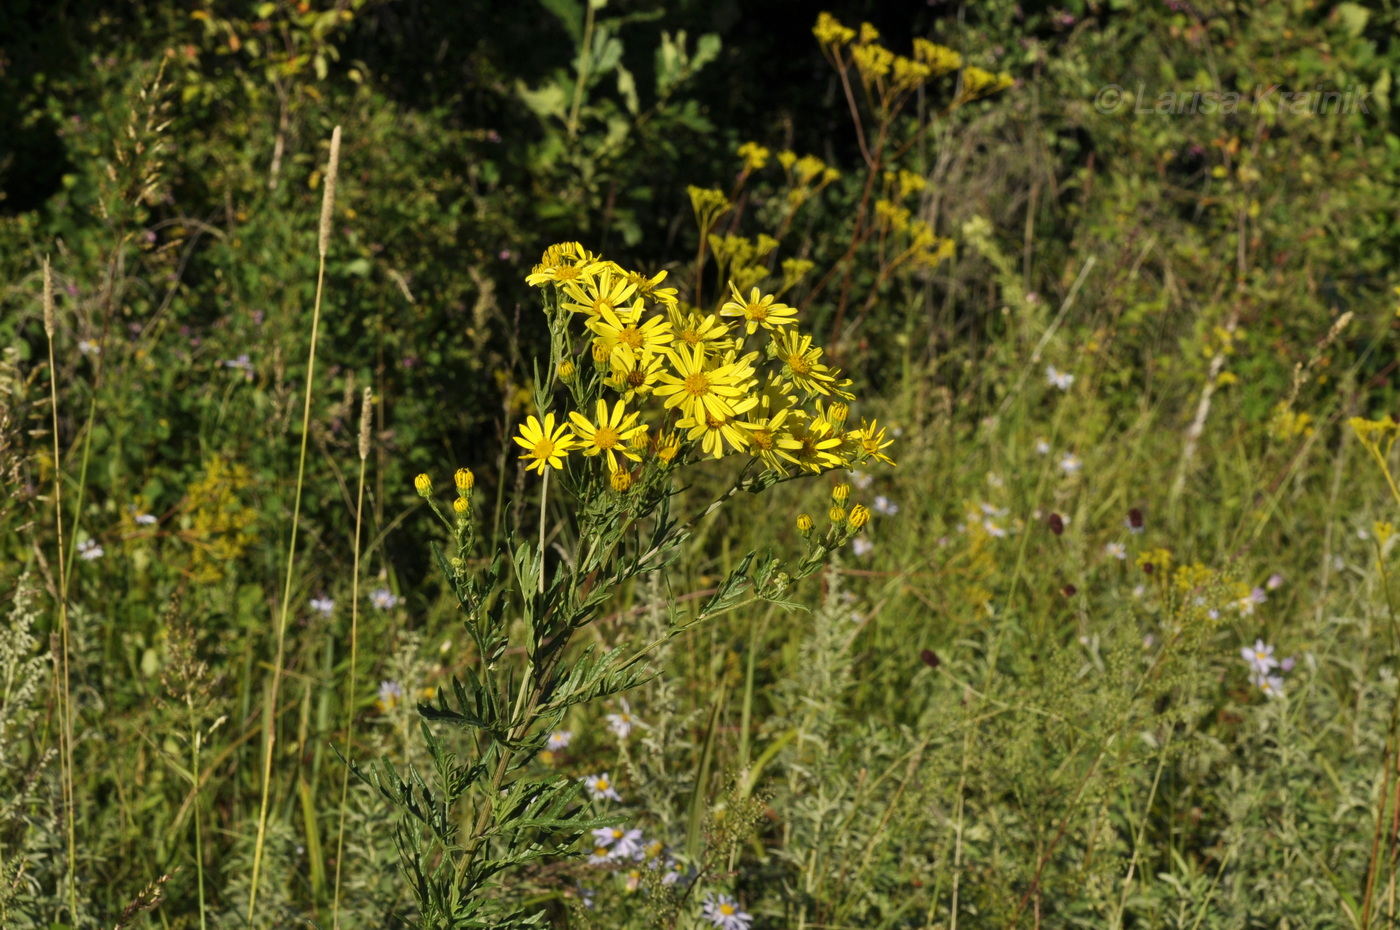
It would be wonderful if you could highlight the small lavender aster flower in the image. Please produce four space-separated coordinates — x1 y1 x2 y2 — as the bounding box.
78 538 104 560
1059 452 1082 475
376 679 404 710
606 699 646 739
1257 674 1285 700
548 730 573 750
581 772 622 802
134 512 157 526
370 587 400 610
872 495 899 516
1104 542 1126 560
702 893 753 930
310 596 334 616
1034 437 1051 455
1241 639 1278 676
852 538 873 557
1266 572 1285 590
1046 365 1074 390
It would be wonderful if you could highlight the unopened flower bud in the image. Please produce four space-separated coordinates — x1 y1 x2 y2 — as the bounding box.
832 483 850 503
848 504 871 529
657 434 680 464
828 402 849 425
828 506 847 524
452 497 470 515
414 473 432 497
454 468 475 494
558 359 577 382
796 513 814 535
611 470 633 492
592 342 611 366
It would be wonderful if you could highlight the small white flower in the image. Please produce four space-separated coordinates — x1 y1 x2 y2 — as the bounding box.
852 538 873 557
581 772 622 802
310 596 334 615
1046 365 1074 390
1104 542 1126 560
986 471 1004 488
606 699 646 740
1059 452 1082 475
370 587 400 610
983 520 1007 538
1034 437 1051 455
548 730 574 750
872 495 899 516
1256 674 1286 700
849 469 874 490
78 339 100 356
78 538 104 561
1241 639 1278 676
702 893 753 930
1132 584 1146 598
221 354 253 372
134 512 157 525
979 502 1008 518
1266 573 1285 590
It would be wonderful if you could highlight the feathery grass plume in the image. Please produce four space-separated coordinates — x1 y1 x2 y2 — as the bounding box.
332 385 373 930
248 124 342 920
319 125 341 258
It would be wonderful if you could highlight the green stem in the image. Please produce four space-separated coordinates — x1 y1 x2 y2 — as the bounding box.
565 0 597 139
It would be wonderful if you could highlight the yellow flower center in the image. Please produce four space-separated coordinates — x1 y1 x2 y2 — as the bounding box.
596 777 610 790
751 429 774 450
745 301 768 321
681 328 702 346
618 327 644 350
555 265 581 282
721 904 736 916
593 425 621 449
786 353 812 375
533 438 556 458
626 369 646 388
611 829 623 839
684 372 712 396
861 437 879 453
591 297 614 314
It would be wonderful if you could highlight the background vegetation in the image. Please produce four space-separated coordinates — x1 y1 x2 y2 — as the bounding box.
2 0 1400 926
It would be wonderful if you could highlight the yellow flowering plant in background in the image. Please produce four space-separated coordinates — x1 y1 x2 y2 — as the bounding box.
354 240 892 927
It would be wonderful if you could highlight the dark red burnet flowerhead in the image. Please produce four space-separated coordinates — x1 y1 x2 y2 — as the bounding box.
1048 512 1064 536
920 649 941 669
1127 507 1145 533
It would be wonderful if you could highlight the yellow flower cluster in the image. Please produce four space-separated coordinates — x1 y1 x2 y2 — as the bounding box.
520 244 897 480
812 12 1010 104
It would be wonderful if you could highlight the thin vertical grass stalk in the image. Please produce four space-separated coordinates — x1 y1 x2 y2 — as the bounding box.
43 256 79 924
332 387 371 929
190 708 207 930
248 124 341 920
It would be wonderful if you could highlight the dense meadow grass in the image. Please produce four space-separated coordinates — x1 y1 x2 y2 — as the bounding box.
4 2 1400 928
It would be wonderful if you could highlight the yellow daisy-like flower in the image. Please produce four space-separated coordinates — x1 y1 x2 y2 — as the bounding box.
679 394 757 459
524 242 602 288
653 343 756 422
604 350 667 403
667 306 734 353
851 418 896 466
790 417 847 473
513 413 577 474
719 282 799 335
770 328 841 396
568 398 646 474
587 300 674 365
560 267 639 317
740 406 803 474
624 268 679 308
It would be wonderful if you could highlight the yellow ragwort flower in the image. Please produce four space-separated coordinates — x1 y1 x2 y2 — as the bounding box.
588 300 674 365
560 267 639 317
513 413 577 474
720 282 799 336
833 483 850 502
848 504 871 529
738 141 771 172
414 473 433 497
796 512 815 534
569 398 646 473
454 468 475 493
654 343 756 422
828 506 847 524
771 328 842 397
